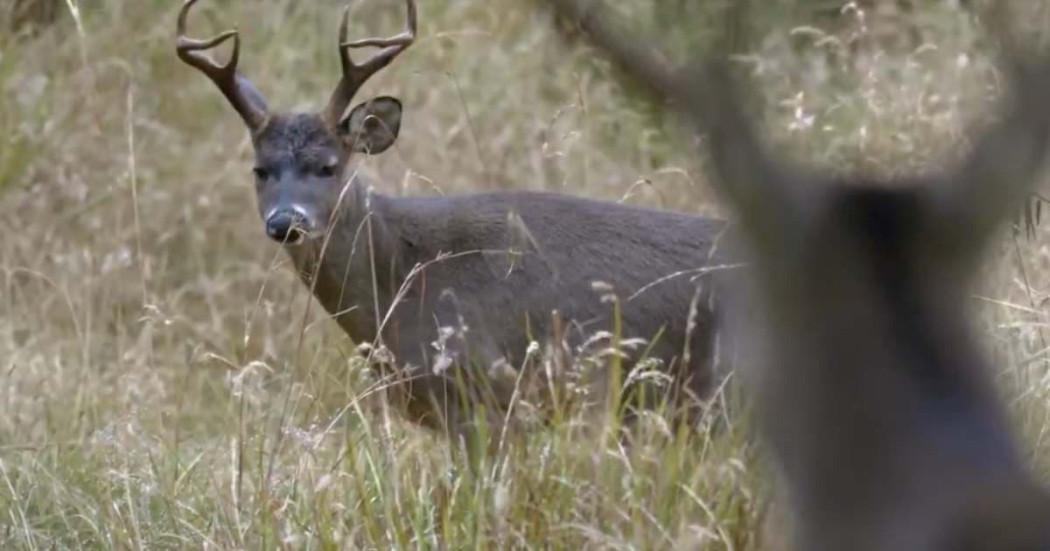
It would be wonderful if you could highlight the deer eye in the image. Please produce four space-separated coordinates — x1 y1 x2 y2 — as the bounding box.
317 164 337 178
253 167 270 180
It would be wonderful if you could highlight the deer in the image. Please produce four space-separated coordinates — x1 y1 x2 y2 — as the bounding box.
174 0 731 447
548 0 1050 549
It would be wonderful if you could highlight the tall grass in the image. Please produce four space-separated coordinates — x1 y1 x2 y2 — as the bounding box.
1 0 1049 548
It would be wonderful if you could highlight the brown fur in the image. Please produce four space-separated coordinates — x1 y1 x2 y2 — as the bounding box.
177 4 730 442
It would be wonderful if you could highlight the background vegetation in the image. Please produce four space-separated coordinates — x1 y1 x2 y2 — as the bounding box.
2 0 1050 548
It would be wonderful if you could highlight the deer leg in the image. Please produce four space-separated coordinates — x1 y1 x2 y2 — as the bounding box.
385 291 512 468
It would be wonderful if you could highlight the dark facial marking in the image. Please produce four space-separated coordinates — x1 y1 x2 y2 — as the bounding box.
253 113 343 171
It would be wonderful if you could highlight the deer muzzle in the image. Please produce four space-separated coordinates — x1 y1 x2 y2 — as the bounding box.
264 207 313 246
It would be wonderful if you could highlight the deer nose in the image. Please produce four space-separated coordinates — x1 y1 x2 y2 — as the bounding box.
265 210 308 244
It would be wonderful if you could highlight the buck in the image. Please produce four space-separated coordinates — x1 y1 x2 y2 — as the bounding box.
549 0 1050 549
175 0 729 440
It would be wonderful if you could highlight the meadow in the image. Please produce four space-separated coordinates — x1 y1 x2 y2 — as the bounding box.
2 0 1050 548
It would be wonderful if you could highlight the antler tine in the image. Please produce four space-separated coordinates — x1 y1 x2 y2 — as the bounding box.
545 0 804 244
932 0 1050 250
325 0 417 125
176 0 268 131
343 0 417 50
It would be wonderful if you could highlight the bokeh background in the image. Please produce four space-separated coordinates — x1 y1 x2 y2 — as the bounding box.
3 0 1050 548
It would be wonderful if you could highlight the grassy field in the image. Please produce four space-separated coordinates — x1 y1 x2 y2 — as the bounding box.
3 0 1050 549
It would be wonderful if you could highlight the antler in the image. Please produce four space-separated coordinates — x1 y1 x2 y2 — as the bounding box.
176 0 269 131
936 57 1050 251
545 0 807 247
324 0 417 126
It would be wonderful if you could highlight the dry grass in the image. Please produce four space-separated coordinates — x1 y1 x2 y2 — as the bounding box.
2 0 1050 549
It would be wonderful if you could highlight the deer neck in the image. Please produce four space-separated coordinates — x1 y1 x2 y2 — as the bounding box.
284 178 403 345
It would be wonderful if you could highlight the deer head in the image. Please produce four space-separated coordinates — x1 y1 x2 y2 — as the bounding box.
548 1 1050 548
175 0 416 245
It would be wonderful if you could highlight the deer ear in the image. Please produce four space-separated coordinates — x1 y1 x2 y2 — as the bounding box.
339 96 403 155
